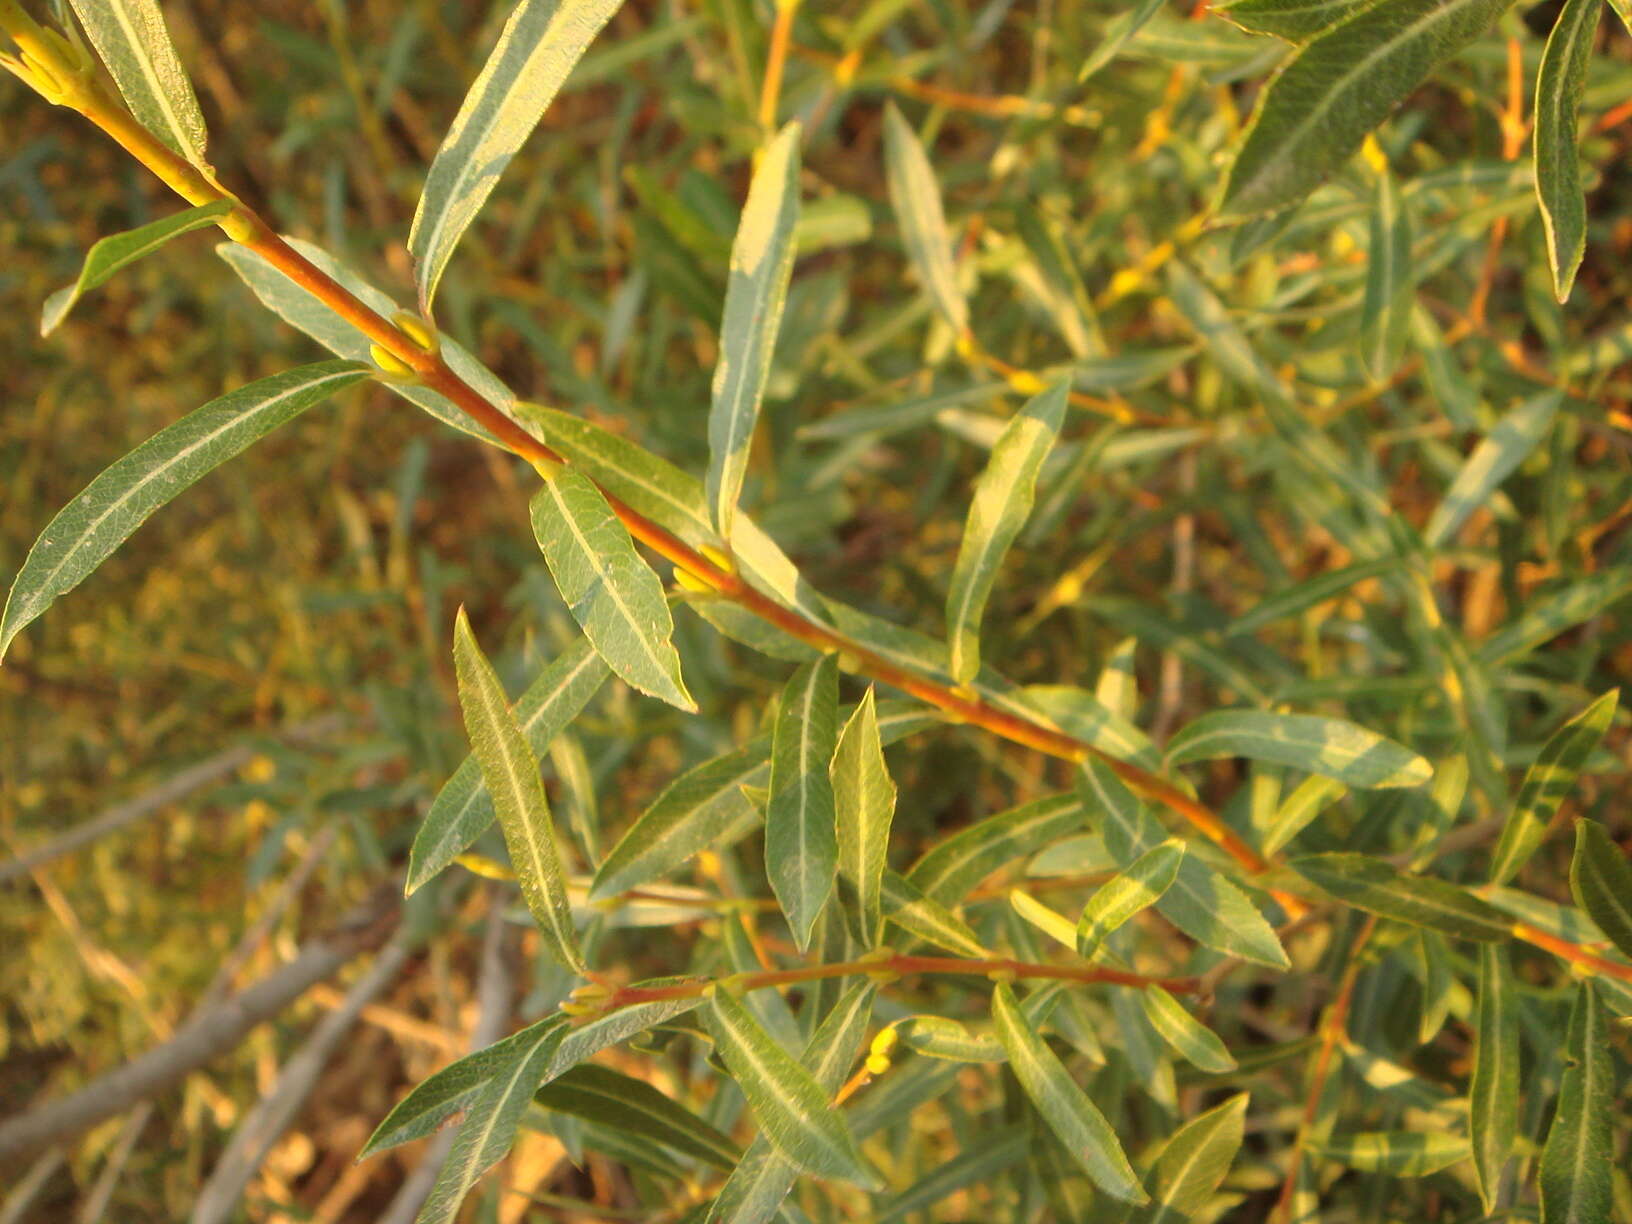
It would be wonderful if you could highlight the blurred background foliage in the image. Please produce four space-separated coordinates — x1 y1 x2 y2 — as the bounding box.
2 0 1630 1218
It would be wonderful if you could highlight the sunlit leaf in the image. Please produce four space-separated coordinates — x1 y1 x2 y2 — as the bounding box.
1217 0 1514 220
945 381 1067 684
765 654 840 950
1291 853 1511 940
41 201 233 335
831 687 896 946
882 869 989 958
1216 0 1377 40
530 470 694 712
1 361 368 661
906 793 1085 906
989 982 1146 1204
1142 986 1237 1073
1424 391 1561 548
1312 1130 1469 1175
1166 710 1432 789
69 0 208 163
1489 689 1617 885
708 121 802 542
1534 0 1600 301
452 609 584 973
882 101 969 334
1144 1092 1250 1224
1539 983 1612 1224
1075 837 1183 960
408 0 624 308
705 988 879 1188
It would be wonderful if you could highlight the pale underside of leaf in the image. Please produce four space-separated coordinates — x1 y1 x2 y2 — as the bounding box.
69 0 208 163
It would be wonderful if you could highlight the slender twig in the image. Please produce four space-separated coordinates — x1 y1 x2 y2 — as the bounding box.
758 0 799 133
0 21 1290 904
0 889 398 1164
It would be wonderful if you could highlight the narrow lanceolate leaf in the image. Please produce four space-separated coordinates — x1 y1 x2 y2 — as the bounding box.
1570 819 1632 960
883 870 989 958
945 381 1068 685
533 1065 740 1169
831 688 896 946
1534 0 1600 301
1539 983 1612 1224
1080 761 1289 968
1360 162 1413 380
1312 1131 1470 1175
765 655 839 950
1263 775 1348 857
706 984 876 1224
591 741 769 898
1290 853 1511 940
530 471 694 712
1217 0 1516 220
989 983 1146 1204
417 1019 567 1224
882 102 969 334
705 989 879 1188
452 609 584 973
1142 987 1237 1073
1075 838 1184 960
68 0 208 164
1490 689 1618 885
1145 1093 1250 1224
1166 710 1432 789
1216 0 1375 40
1425 391 1561 548
41 201 233 335
1470 943 1518 1214
408 639 608 894
408 0 623 309
0 361 367 662
906 793 1085 906
707 122 801 543
1078 0 1167 79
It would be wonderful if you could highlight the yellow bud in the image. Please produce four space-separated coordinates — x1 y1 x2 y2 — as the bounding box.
1360 133 1389 176
392 310 441 355
673 567 715 594
700 545 736 576
865 1054 891 1076
1006 369 1046 396
870 1027 899 1057
529 456 564 481
369 343 418 382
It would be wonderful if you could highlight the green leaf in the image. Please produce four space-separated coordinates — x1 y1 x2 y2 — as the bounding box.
1470 943 1518 1214
1215 0 1376 40
1312 1131 1469 1175
705 984 876 1223
1424 391 1561 548
1262 775 1347 856
451 609 584 973
1290 853 1511 940
1230 557 1398 635
1011 685 1162 771
708 121 802 543
1490 689 1618 885
905 793 1085 906
407 0 623 309
533 1065 739 1169
944 381 1068 684
1359 163 1413 380
417 1018 568 1224
1477 573 1632 667
592 742 770 899
1166 710 1432 789
705 988 879 1189
530 470 694 712
766 654 840 950
831 688 896 946
1141 987 1237 1074
1165 260 1288 406
990 982 1146 1204
1144 1093 1250 1224
1217 0 1515 220
68 0 208 163
1539 983 1613 1224
1080 761 1290 968
1569 819 1632 961
882 101 969 334
41 201 233 335
882 870 989 958
0 361 367 661
1075 838 1184 960
1534 0 1600 302
408 639 608 894
1078 0 1168 79
1009 889 1080 950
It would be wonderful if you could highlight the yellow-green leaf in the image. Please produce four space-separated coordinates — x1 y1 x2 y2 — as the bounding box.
765 654 839 950
1534 0 1601 301
1569 819 1632 961
69 0 208 164
1167 710 1432 789
831 687 896 946
882 101 969 334
1075 838 1183 960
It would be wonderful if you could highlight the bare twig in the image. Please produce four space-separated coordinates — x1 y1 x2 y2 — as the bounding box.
188 931 416 1224
0 889 397 1165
